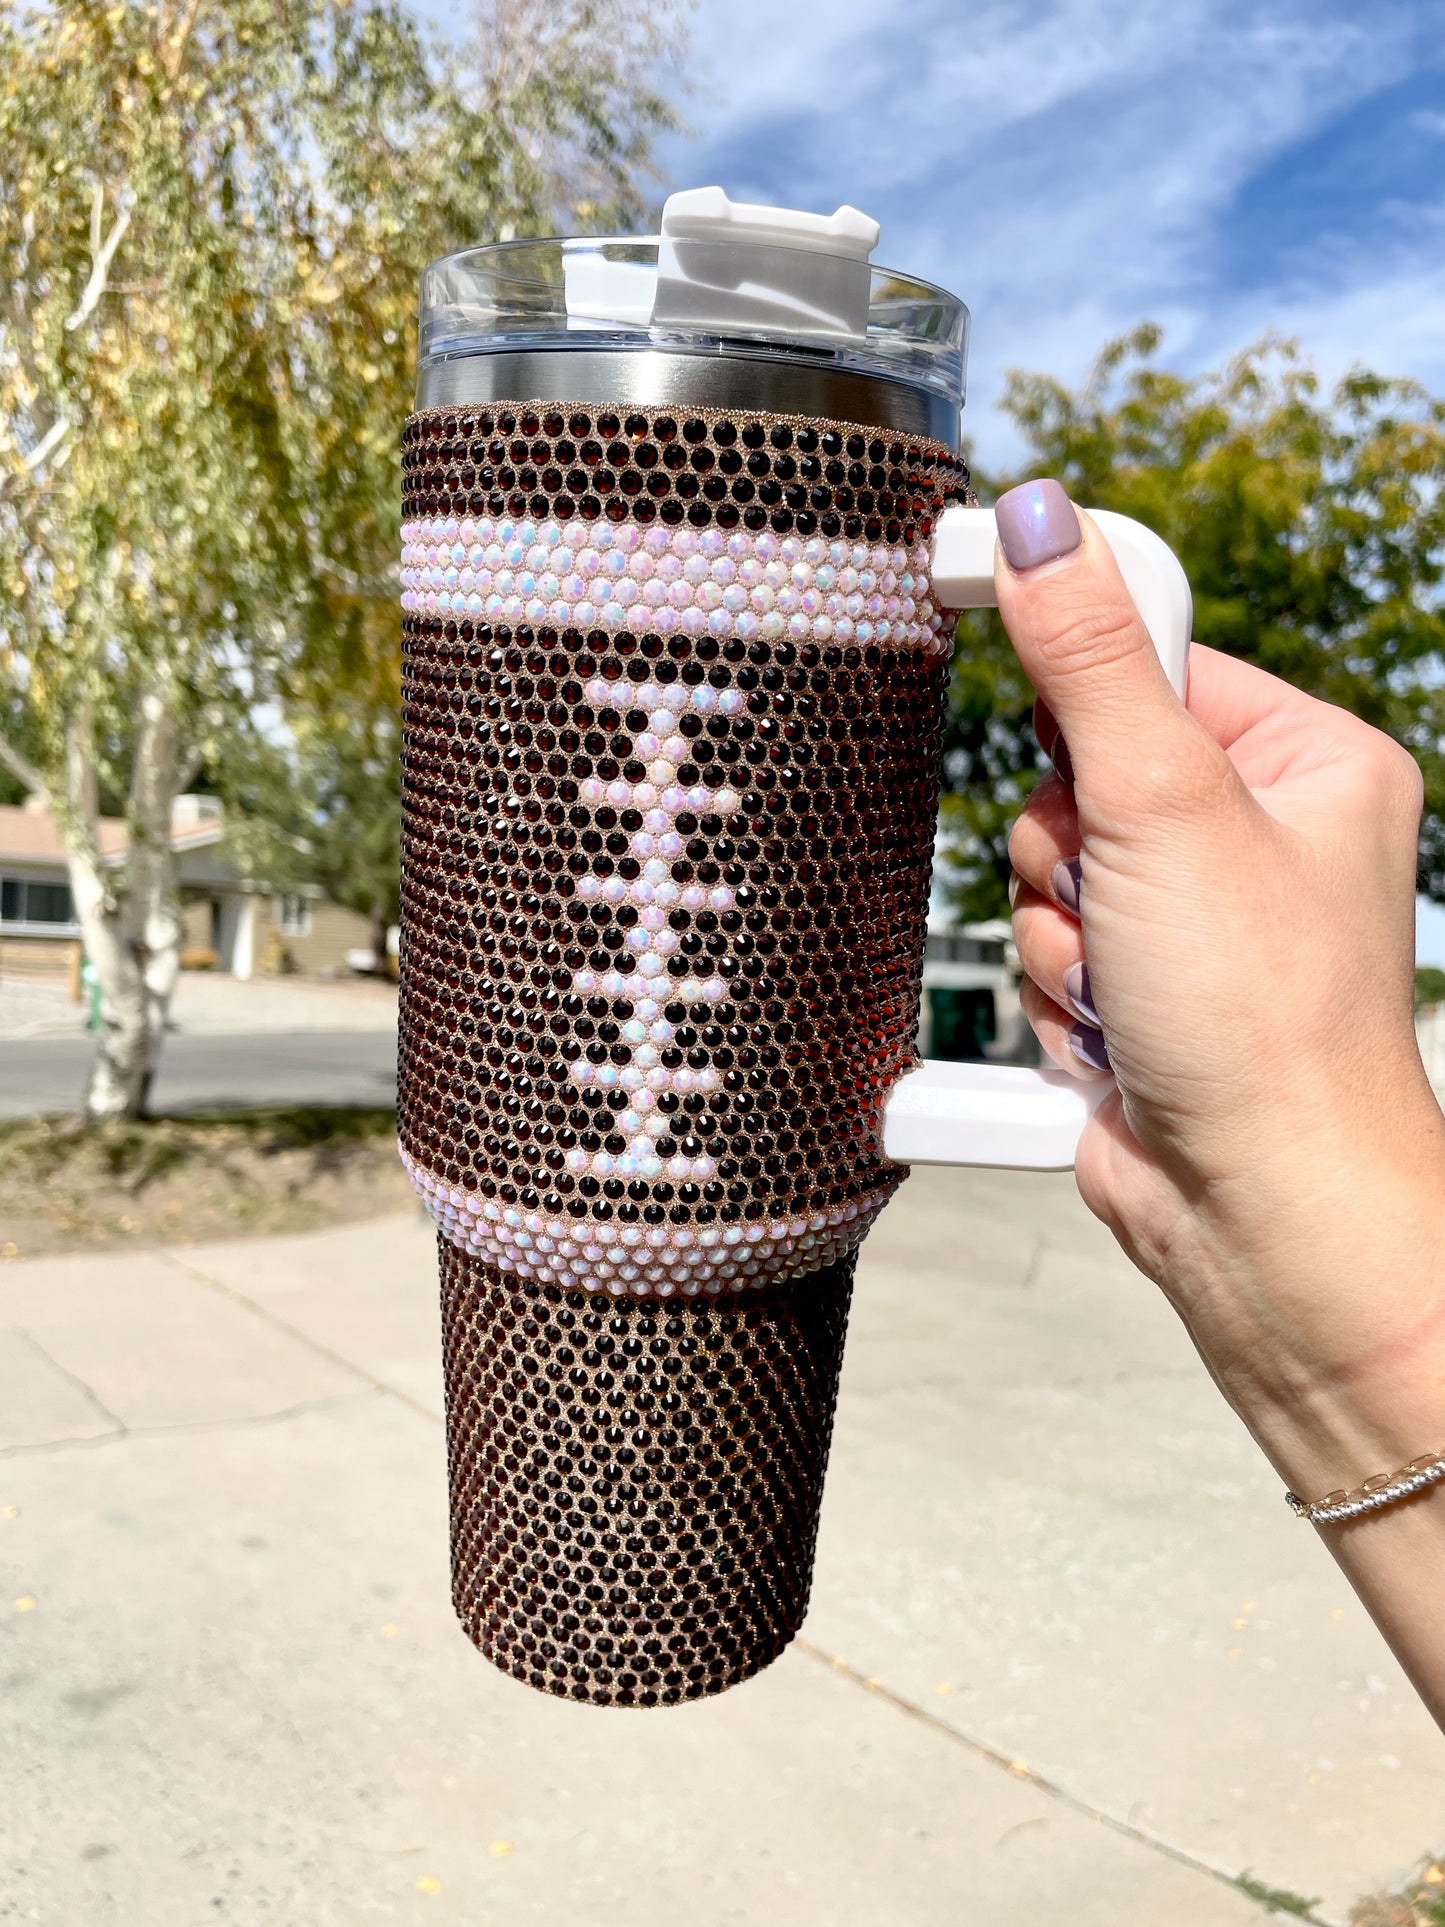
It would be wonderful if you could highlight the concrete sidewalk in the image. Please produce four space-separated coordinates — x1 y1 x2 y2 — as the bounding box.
1 1169 1439 1926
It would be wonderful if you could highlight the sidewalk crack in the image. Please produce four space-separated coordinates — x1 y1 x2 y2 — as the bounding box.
794 1639 1341 1927
0 1388 382 1460
17 1329 128 1437
155 1251 440 1427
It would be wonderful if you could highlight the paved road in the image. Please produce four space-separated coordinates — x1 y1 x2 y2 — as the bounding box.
2 1174 1439 1924
0 1029 397 1117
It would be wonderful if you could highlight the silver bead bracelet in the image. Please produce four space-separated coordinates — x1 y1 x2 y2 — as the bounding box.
1286 1449 1445 1527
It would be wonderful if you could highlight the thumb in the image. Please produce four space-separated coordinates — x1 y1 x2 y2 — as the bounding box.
993 481 1207 803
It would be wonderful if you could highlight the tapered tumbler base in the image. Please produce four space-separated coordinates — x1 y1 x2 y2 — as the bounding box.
438 1236 854 1707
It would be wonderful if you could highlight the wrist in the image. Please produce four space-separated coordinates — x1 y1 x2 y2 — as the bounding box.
1239 1315 1445 1511
1170 1120 1445 1500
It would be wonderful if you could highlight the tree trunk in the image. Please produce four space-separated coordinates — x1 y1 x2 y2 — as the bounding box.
59 679 190 1122
75 896 155 1119
371 910 393 978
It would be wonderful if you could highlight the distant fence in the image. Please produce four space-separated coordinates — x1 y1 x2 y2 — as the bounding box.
0 935 82 986
1419 1005 1445 1107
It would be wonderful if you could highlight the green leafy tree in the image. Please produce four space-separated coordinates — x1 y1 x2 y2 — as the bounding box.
0 0 684 1118
0 695 44 808
283 0 689 942
942 328 1445 922
295 709 402 973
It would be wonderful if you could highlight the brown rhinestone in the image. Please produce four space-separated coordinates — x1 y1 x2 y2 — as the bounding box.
402 401 971 542
441 1239 854 1705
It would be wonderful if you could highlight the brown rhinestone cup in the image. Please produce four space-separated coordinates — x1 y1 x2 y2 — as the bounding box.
400 402 968 1703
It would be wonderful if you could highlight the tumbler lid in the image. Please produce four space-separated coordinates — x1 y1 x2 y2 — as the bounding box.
418 187 969 413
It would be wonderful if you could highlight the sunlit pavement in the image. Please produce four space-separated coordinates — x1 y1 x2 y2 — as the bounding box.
2 1168 1438 1925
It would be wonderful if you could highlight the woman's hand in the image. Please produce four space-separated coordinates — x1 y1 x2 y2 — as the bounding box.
995 479 1445 1523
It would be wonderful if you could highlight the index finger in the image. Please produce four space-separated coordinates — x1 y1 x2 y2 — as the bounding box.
1182 643 1324 750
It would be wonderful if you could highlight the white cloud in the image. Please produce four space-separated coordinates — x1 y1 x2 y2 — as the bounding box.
658 0 1434 463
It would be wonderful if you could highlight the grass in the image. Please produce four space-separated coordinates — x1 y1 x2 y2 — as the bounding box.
1235 1873 1323 1918
1351 1863 1445 1927
1226 1862 1445 1927
0 1107 414 1258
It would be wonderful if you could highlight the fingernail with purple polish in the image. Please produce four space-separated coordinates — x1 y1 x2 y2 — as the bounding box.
995 479 1083 572
1052 858 1082 914
1050 735 1074 786
1063 961 1098 1025
1068 1022 1110 1072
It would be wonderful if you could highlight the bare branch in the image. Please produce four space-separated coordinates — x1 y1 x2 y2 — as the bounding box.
0 729 43 794
160 0 205 83
21 413 68 473
64 186 132 334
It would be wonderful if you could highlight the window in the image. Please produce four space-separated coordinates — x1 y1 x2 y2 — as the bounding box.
277 893 313 938
0 875 75 926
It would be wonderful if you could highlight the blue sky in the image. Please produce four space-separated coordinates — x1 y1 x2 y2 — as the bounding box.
419 0 1445 955
654 0 1445 461
657 0 1445 960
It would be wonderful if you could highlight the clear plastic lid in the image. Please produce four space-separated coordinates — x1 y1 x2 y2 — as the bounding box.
418 234 970 408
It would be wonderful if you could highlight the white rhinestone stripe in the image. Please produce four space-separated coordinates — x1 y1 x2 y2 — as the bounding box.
400 515 945 650
403 1141 891 1296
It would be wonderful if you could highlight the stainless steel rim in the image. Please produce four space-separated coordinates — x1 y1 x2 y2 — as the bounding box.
415 346 959 447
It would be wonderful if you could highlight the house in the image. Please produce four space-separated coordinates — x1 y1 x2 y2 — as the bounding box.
0 795 378 981
920 913 1034 1063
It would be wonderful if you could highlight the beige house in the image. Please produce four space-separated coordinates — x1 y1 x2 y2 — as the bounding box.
0 794 378 981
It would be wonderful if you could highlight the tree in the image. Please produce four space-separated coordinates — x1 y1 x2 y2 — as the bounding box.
281 0 689 939
295 708 402 973
0 0 684 1119
942 329 1445 922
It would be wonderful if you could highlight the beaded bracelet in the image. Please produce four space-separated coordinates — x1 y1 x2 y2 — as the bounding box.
1286 1450 1445 1526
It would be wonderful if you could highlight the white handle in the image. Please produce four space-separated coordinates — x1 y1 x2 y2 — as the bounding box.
930 503 1191 698
883 1060 1112 1169
881 502 1192 1171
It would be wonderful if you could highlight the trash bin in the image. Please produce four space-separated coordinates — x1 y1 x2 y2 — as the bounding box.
79 956 101 1032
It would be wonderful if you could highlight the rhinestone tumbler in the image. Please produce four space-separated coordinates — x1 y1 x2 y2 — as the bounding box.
397 191 1192 1706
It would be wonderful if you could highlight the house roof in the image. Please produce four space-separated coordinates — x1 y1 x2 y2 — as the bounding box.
0 797 223 868
0 802 127 865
